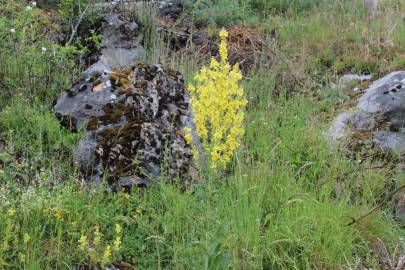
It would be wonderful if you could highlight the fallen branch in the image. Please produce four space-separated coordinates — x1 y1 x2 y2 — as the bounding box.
347 183 405 226
66 4 91 46
317 164 393 188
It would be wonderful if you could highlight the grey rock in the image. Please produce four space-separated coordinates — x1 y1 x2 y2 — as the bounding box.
73 133 98 177
340 74 372 84
358 71 405 115
55 64 199 188
157 0 183 19
325 111 355 142
326 71 405 158
372 131 405 155
84 11 145 76
331 73 373 90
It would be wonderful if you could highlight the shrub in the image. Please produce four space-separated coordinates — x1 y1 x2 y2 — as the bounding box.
58 0 99 44
0 98 79 158
0 0 79 107
250 0 322 15
0 98 80 186
184 0 252 26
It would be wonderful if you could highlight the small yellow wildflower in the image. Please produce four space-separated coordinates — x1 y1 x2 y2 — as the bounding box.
54 209 63 222
122 191 130 199
210 58 220 69
219 28 228 39
18 252 26 263
42 208 50 216
94 226 103 246
184 127 193 144
23 233 31 245
115 224 122 234
133 207 142 220
78 234 87 250
113 236 122 251
102 245 112 264
7 208 16 217
219 41 228 62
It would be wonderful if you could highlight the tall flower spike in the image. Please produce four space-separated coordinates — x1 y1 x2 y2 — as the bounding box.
187 28 247 170
219 28 228 39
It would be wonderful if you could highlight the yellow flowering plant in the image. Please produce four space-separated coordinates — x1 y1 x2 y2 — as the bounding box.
187 28 247 170
77 223 122 267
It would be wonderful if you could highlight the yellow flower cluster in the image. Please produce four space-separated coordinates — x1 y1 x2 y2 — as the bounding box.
23 233 31 245
7 208 16 217
187 28 247 169
77 223 122 267
54 208 63 222
113 224 122 252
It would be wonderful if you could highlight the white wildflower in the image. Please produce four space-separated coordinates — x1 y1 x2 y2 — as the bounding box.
10 28 15 33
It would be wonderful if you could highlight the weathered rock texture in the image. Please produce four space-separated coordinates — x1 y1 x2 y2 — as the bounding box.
326 71 405 158
157 0 183 19
84 5 145 76
55 64 198 189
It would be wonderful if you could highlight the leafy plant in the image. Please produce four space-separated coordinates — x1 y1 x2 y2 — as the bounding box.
250 0 322 15
0 0 79 107
184 0 252 26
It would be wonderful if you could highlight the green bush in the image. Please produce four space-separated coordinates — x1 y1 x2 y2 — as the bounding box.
250 0 322 15
0 1 79 108
0 99 79 157
0 99 80 187
184 0 253 26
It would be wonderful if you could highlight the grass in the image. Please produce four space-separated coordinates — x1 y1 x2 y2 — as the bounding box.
1 92 403 269
0 0 405 269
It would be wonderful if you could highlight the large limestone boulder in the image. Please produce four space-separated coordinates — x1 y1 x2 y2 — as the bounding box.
55 64 198 189
326 71 405 158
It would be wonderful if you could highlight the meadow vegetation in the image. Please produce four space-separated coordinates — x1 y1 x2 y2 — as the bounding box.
0 0 404 269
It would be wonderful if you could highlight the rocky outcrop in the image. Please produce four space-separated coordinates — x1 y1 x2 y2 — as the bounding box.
55 64 198 189
326 71 405 158
54 0 198 189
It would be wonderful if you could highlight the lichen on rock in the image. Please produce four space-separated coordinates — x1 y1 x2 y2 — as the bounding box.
326 71 405 159
55 64 199 189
